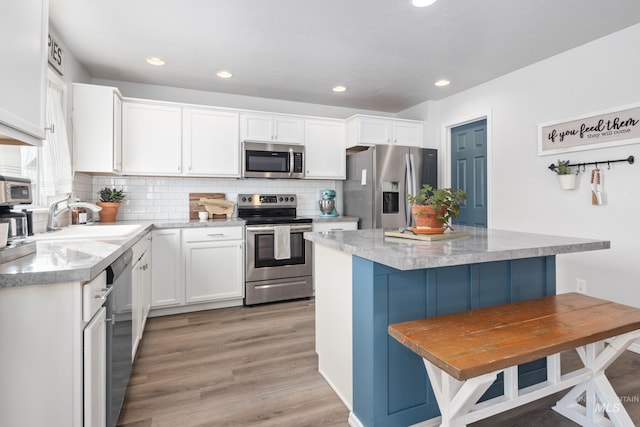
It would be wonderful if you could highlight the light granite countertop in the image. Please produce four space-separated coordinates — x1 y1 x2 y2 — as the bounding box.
0 218 245 288
304 225 610 271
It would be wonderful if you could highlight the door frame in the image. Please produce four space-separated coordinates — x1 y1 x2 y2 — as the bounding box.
440 110 493 228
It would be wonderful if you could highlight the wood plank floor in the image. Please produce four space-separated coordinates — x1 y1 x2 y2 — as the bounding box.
117 298 640 427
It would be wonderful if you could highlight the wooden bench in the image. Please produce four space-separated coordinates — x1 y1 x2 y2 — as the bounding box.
388 293 640 427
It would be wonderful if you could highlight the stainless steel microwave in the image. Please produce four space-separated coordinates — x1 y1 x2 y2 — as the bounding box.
242 141 305 179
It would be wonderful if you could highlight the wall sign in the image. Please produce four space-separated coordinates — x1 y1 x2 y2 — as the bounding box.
538 102 640 156
48 33 64 76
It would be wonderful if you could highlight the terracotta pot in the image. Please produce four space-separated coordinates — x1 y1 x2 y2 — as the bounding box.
96 202 121 223
411 205 444 229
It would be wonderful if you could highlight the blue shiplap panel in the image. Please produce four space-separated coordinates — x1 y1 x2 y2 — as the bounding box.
388 269 428 413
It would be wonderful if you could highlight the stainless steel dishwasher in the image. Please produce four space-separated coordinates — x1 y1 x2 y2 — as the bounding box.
106 249 133 427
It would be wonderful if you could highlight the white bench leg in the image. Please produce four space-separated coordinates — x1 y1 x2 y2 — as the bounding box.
552 330 640 427
423 360 498 427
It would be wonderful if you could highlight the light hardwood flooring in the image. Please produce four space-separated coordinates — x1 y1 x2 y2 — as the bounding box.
118 298 640 427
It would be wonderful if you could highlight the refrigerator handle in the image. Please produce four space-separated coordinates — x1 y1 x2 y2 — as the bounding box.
405 153 413 227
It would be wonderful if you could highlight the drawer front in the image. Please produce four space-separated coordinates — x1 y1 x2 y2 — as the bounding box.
82 271 108 322
182 226 243 243
312 221 358 233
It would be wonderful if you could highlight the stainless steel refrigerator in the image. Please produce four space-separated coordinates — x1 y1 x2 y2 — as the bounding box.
343 145 437 229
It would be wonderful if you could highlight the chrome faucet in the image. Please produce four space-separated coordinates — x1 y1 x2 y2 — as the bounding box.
47 195 102 231
47 194 71 231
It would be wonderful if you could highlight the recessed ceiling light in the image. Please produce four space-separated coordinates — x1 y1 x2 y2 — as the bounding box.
332 85 347 93
145 57 165 66
434 79 450 87
412 0 437 7
216 70 233 79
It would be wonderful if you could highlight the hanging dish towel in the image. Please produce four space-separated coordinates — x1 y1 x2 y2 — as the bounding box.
274 225 291 260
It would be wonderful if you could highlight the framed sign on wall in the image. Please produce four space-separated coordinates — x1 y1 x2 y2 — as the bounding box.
538 102 640 156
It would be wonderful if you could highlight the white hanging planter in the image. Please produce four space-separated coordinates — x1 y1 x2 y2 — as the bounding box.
558 174 576 190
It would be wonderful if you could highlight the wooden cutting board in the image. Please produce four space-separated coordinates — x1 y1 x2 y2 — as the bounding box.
384 230 470 242
189 193 226 220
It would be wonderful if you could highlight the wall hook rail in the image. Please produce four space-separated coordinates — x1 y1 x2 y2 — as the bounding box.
548 155 634 173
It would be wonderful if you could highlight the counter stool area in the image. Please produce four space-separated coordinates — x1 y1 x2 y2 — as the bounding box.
389 293 640 427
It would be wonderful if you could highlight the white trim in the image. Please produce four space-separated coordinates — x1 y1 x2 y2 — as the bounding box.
441 110 493 228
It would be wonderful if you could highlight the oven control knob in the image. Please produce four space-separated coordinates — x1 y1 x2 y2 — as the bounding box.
290 196 295 202
279 197 283 202
241 197 246 203
248 197 252 202
285 197 289 202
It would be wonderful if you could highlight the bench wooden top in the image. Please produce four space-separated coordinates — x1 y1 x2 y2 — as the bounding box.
388 293 640 381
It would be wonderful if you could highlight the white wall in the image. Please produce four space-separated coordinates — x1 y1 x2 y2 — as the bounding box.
401 24 640 305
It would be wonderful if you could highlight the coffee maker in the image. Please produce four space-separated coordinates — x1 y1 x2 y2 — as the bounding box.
0 175 33 243
318 189 338 217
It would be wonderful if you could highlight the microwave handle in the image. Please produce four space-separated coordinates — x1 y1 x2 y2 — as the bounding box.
289 148 294 177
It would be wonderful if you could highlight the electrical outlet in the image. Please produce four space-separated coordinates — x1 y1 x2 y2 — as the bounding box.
576 279 587 294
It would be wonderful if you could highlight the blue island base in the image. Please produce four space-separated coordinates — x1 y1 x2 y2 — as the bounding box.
352 255 556 427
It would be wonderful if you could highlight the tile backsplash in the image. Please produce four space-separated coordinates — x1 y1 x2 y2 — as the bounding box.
82 174 342 222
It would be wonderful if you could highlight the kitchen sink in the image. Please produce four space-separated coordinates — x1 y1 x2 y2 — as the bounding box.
33 224 144 240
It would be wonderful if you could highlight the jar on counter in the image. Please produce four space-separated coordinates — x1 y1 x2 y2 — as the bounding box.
71 207 88 225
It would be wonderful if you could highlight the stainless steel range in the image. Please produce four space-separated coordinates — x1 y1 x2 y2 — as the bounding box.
238 193 313 305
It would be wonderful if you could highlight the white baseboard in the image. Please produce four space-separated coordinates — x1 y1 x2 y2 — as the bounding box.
348 412 364 427
148 298 243 317
318 368 352 411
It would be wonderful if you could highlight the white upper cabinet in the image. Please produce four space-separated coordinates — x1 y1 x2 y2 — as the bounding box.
304 119 346 179
182 108 240 177
122 100 182 175
347 115 423 148
0 0 48 145
73 84 122 174
240 113 304 144
392 120 423 146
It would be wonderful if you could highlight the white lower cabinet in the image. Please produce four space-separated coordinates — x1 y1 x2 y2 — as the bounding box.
184 234 244 303
132 233 151 358
151 226 245 315
84 306 107 427
151 228 182 307
0 272 108 427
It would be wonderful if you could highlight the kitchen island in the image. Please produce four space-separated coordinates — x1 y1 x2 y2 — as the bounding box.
304 226 609 427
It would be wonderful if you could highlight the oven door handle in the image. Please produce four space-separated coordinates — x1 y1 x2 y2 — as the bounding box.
246 225 312 232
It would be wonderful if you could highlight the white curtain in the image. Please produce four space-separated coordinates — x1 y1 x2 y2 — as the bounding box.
39 78 73 203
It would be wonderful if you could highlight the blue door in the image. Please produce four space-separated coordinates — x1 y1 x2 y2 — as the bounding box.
451 119 487 227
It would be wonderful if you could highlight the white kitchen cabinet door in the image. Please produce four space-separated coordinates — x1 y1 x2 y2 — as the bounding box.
304 119 346 179
392 120 423 147
84 306 106 427
312 221 358 232
240 113 273 142
122 101 182 175
151 229 183 307
273 115 304 144
240 113 304 144
132 255 142 357
0 0 47 145
353 117 391 145
183 108 240 177
73 84 122 174
184 240 244 304
346 115 424 148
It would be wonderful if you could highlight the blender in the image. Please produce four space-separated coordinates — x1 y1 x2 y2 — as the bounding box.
318 189 338 217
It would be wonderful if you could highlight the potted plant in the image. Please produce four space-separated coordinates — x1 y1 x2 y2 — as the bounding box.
554 160 576 190
96 187 126 223
407 184 466 232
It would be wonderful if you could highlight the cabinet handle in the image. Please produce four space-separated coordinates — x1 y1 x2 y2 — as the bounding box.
207 233 225 237
94 287 114 300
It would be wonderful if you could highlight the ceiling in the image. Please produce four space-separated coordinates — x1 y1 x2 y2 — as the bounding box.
49 0 640 113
